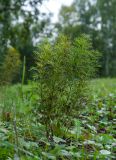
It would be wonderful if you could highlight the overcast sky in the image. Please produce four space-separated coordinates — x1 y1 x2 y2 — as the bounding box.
40 0 74 23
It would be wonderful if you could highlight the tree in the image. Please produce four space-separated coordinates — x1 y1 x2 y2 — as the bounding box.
0 0 50 81
0 47 21 84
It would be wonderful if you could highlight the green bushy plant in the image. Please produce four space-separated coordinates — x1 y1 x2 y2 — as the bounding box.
34 34 100 139
0 47 21 84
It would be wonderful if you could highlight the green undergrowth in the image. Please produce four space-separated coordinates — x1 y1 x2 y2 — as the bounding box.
0 78 116 160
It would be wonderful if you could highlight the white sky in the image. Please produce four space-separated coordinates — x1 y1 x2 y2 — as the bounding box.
40 0 74 23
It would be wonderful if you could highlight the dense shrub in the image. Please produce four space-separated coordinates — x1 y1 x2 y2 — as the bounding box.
34 34 100 139
0 47 21 84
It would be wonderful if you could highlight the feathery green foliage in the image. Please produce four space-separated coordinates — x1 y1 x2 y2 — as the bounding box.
34 34 100 138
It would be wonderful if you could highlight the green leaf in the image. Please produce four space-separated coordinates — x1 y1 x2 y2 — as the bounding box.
100 150 111 155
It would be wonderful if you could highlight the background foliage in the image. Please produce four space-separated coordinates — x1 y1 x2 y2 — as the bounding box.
0 47 21 84
0 0 50 80
57 0 116 77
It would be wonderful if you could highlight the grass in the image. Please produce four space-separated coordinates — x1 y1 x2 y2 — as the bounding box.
0 78 116 159
90 78 116 95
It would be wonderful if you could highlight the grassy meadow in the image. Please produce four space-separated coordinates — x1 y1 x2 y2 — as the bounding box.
0 78 116 159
